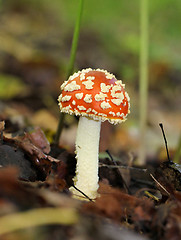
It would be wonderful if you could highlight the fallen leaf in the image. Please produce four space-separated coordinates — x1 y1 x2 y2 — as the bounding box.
0 144 39 181
0 74 28 99
25 127 50 154
0 121 5 131
0 207 78 235
31 109 58 131
84 183 155 224
0 167 41 209
1 129 61 181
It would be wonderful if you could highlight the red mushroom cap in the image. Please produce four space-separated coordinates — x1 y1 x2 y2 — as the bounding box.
58 68 130 124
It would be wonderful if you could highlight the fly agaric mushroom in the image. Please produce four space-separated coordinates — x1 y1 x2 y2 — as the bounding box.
58 68 130 200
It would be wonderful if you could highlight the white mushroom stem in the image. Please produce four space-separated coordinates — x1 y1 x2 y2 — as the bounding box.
71 116 101 200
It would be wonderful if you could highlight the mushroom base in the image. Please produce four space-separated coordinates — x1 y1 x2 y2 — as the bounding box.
70 116 101 200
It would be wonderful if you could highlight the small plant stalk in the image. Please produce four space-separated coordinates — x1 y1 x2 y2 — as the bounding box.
174 134 181 163
54 0 84 144
139 0 149 165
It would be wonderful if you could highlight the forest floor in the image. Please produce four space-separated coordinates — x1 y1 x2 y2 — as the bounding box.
0 65 181 239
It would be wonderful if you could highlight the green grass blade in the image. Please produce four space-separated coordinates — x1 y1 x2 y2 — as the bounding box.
139 0 149 165
54 0 84 144
174 134 181 163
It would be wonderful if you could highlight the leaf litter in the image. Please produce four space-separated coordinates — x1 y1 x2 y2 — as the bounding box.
0 119 180 239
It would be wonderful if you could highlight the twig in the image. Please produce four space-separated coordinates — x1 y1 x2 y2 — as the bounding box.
106 150 119 167
159 123 172 163
144 190 159 201
99 162 147 172
72 184 93 202
150 173 170 196
106 150 131 194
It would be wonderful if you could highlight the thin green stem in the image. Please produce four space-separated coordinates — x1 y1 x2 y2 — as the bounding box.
54 0 84 144
139 0 149 165
174 134 181 163
66 0 84 79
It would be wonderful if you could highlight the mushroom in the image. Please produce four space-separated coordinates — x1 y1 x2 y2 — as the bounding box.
58 68 130 200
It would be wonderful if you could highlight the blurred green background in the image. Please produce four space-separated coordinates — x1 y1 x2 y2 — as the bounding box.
1 0 181 77
0 0 181 159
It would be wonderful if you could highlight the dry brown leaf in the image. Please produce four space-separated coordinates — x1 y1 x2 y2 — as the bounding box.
0 121 5 131
1 129 62 181
25 127 50 154
0 167 41 209
83 182 155 224
31 109 58 131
